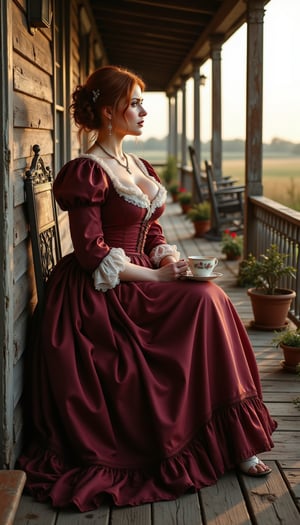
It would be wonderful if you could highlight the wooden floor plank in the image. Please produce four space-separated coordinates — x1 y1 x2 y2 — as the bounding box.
200 472 251 525
262 381 300 393
280 469 300 507
56 503 110 524
110 504 151 525
14 494 57 524
0 470 26 525
152 493 203 525
265 403 300 416
264 416 300 431
240 461 300 524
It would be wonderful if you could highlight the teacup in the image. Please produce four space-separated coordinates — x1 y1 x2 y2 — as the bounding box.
188 256 218 277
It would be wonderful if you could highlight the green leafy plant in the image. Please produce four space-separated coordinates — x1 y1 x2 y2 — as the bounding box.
294 396 300 410
168 183 180 196
221 230 243 257
271 327 300 348
186 201 211 222
177 190 193 205
238 244 296 294
161 156 178 187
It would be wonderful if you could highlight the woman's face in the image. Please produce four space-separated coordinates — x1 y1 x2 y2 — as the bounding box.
114 85 147 137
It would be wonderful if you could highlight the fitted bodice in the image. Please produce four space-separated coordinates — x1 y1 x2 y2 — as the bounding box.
101 181 165 254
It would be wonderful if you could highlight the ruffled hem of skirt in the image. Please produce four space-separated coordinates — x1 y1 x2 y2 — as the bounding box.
18 396 277 512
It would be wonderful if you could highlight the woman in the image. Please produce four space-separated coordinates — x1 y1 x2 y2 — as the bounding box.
19 65 276 512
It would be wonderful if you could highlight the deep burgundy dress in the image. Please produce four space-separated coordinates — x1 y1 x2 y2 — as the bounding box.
18 154 277 511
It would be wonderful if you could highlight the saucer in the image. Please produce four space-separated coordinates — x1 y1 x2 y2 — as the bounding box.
181 272 223 282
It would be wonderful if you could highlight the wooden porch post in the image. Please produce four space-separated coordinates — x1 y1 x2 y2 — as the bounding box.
245 0 265 253
167 93 177 162
181 75 188 167
210 37 223 180
211 35 223 179
192 60 201 167
174 89 179 162
167 93 175 159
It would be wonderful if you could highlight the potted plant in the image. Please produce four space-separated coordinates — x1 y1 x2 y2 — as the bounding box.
186 201 211 237
161 156 177 186
271 327 300 372
177 190 193 214
238 243 296 330
161 156 180 202
168 183 180 202
221 230 243 260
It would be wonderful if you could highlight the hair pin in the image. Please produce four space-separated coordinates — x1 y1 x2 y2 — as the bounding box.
92 89 100 103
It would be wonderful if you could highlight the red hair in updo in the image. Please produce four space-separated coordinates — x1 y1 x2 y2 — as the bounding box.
70 65 145 133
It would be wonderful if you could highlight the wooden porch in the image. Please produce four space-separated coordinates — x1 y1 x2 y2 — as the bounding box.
14 198 300 525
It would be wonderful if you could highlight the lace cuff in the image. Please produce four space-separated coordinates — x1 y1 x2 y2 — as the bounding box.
92 248 130 292
149 243 180 267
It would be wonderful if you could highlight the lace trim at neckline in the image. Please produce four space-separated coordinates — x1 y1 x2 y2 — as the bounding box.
80 152 167 218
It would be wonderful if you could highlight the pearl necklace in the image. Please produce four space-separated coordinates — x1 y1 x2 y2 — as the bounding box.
96 141 132 174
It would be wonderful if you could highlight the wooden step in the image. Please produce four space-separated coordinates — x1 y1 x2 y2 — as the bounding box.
0 470 26 525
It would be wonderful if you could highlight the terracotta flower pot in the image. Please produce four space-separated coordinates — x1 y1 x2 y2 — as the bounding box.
280 343 300 369
247 287 296 330
225 252 241 261
180 203 192 214
193 220 211 238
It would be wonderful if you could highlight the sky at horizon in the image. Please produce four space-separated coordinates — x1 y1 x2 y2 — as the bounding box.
139 0 300 145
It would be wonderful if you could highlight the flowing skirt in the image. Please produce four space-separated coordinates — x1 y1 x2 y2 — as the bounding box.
18 253 277 511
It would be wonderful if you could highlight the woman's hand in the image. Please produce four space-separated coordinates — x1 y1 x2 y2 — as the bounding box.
156 259 189 281
119 258 189 283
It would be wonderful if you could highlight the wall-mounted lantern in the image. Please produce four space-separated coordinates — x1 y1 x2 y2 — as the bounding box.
27 0 53 28
200 74 207 86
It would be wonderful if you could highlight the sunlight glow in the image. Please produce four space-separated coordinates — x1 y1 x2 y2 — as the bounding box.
141 0 300 145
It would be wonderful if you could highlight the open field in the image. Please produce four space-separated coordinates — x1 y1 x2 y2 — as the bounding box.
223 157 300 209
143 151 300 210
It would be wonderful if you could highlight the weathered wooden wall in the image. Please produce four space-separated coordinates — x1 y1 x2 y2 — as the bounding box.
2 0 104 467
10 1 54 467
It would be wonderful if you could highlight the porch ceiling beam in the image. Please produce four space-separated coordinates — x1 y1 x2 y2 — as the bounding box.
91 5 214 25
126 0 219 15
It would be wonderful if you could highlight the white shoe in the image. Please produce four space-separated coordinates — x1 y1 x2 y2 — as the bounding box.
239 456 272 477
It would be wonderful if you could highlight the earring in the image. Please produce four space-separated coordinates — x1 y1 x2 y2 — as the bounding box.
108 120 112 136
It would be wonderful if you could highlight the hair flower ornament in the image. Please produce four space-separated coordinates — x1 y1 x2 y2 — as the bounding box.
92 89 100 103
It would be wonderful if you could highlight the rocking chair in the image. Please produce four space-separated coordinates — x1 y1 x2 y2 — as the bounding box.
204 160 245 240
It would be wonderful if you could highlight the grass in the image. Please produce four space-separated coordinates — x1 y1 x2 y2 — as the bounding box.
131 149 300 211
223 157 300 210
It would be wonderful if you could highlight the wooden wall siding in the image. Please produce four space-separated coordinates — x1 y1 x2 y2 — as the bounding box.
14 56 53 103
70 2 83 160
13 3 53 75
8 0 55 466
14 93 54 129
0 0 104 466
14 130 53 162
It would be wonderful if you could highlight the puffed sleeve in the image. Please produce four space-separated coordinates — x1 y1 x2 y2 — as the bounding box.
53 158 129 283
54 157 107 210
145 221 180 266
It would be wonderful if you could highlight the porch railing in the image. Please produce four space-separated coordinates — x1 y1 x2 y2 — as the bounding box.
248 196 300 326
